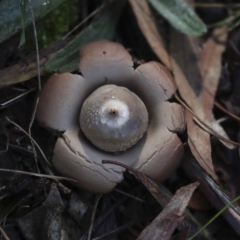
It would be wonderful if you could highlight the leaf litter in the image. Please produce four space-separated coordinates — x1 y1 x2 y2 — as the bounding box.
1 0 240 239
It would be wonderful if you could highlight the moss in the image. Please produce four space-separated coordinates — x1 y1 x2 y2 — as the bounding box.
26 0 79 51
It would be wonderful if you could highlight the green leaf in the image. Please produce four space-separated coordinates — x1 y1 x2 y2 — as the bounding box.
148 0 207 36
44 0 125 72
0 0 65 43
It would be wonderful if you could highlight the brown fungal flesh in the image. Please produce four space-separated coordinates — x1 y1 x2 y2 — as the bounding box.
80 84 149 152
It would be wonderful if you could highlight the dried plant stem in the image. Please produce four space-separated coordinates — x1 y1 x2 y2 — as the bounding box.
0 168 77 182
6 117 51 166
62 3 105 40
0 226 10 240
175 93 240 147
87 195 102 240
28 0 42 174
195 3 240 8
28 0 41 91
29 97 40 173
214 101 240 122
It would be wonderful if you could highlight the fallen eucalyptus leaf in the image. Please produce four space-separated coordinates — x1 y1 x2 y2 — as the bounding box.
137 182 199 240
170 26 229 180
128 0 171 69
148 0 207 36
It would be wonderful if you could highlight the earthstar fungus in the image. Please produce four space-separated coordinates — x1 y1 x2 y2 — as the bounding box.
36 40 185 193
80 84 149 152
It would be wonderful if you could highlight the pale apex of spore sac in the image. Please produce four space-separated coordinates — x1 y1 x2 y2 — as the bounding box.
79 84 149 152
100 99 129 126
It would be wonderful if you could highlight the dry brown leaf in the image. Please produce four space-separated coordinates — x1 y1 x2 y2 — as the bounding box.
0 58 47 86
198 26 233 148
0 40 68 86
102 160 211 239
170 26 229 179
170 26 227 121
137 182 199 240
175 93 240 148
102 159 170 207
186 111 217 179
128 0 171 69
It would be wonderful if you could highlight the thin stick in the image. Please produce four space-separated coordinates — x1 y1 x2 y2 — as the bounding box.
0 226 10 240
87 195 102 240
6 118 51 166
0 168 77 182
214 101 240 122
28 0 41 91
62 3 105 40
28 0 42 173
0 88 35 109
113 189 145 203
195 3 240 8
29 97 40 173
174 93 240 147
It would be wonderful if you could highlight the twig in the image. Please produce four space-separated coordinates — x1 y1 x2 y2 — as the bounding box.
0 168 77 182
87 195 102 240
113 189 145 203
27 0 41 174
195 3 240 9
28 0 41 91
174 93 240 147
6 118 51 166
28 97 40 173
214 101 240 122
0 226 10 240
62 3 105 40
